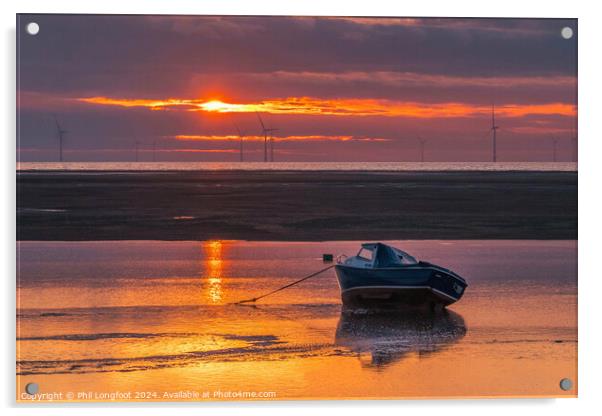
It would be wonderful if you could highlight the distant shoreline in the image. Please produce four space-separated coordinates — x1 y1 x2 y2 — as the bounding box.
17 170 577 241
16 161 578 173
17 169 577 174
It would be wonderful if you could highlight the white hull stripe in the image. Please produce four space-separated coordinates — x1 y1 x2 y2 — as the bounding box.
341 285 459 302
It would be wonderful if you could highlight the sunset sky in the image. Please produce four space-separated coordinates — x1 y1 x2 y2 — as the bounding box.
17 15 577 162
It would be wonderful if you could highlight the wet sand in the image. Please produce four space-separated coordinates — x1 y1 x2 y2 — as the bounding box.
16 240 577 401
17 170 577 241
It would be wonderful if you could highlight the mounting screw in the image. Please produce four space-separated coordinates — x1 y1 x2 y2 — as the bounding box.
25 382 39 395
561 27 573 40
559 378 573 391
26 22 40 36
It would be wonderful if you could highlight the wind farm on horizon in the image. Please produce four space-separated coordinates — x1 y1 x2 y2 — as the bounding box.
47 104 577 164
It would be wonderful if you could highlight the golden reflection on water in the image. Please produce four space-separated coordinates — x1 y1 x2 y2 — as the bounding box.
204 240 224 304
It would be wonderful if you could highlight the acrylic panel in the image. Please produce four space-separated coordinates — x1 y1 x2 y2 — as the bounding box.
16 14 577 402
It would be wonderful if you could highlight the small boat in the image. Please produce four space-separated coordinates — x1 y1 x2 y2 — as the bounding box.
334 243 467 310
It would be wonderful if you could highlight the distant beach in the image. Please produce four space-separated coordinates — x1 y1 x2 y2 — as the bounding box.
17 161 578 172
17 169 577 241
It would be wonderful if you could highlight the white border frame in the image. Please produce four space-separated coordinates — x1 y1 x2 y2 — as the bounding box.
3 1 600 415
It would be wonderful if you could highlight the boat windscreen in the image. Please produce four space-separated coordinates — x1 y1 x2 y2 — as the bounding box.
357 247 374 261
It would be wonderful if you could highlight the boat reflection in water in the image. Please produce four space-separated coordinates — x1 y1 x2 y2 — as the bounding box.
335 310 466 368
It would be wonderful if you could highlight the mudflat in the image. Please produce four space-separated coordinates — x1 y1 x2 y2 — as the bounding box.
16 170 577 241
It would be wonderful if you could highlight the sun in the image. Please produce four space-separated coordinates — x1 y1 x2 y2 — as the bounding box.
199 100 244 113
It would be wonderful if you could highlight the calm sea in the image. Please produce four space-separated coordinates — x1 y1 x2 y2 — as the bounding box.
17 161 577 172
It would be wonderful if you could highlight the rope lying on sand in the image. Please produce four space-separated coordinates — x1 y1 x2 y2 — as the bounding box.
232 265 335 305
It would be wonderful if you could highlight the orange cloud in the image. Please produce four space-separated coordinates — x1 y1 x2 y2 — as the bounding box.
78 96 576 118
18 148 239 154
329 17 421 27
160 148 239 153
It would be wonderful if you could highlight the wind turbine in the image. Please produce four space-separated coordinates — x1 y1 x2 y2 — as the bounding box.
552 137 558 162
418 136 426 162
256 112 278 162
53 115 67 162
135 140 140 162
152 140 157 162
234 124 245 162
571 126 577 162
269 129 280 162
491 104 499 162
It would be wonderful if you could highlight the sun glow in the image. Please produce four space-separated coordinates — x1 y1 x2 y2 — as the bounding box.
199 100 254 113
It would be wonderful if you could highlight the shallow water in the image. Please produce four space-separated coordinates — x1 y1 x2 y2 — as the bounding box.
17 161 577 172
16 240 577 401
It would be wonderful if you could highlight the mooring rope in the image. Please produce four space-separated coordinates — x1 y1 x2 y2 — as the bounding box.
232 264 335 304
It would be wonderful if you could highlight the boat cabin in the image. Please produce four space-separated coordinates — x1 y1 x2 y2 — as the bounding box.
343 243 419 269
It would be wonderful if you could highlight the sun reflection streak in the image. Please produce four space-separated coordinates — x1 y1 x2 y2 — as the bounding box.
204 240 224 304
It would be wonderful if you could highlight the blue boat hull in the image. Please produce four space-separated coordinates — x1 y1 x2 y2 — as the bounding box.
334 262 467 309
